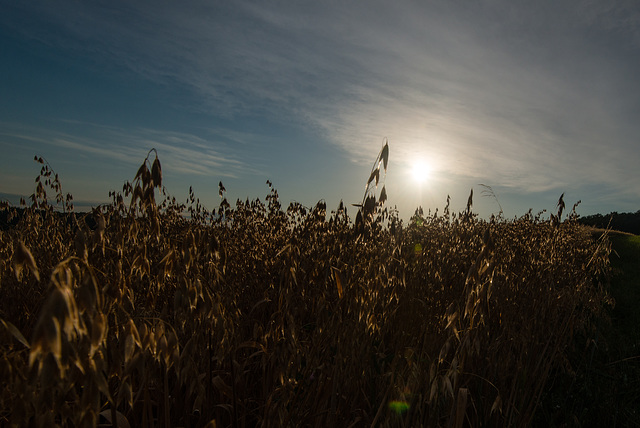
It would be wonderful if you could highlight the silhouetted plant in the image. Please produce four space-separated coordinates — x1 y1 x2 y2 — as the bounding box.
0 146 613 427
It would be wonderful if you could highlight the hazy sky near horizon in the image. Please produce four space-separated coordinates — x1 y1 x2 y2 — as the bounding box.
1 1 639 219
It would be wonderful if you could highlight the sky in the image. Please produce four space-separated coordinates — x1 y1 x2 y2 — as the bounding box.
1 1 639 221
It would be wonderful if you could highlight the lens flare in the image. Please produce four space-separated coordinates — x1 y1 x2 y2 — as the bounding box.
389 400 410 414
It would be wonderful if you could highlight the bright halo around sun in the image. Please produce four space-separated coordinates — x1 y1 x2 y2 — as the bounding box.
410 159 431 184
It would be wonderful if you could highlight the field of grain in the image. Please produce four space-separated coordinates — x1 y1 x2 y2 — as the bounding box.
0 148 613 427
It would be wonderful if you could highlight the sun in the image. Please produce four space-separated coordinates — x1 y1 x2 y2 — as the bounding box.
410 160 431 184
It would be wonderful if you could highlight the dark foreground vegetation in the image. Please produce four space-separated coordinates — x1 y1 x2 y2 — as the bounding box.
0 147 631 427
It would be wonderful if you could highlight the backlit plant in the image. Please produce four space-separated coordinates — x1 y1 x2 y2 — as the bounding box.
0 143 612 427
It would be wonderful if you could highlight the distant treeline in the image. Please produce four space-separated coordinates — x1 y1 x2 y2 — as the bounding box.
3 203 639 235
0 206 98 231
578 210 640 235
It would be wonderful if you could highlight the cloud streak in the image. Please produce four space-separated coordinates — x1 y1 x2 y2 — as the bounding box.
0 122 252 179
2 0 640 211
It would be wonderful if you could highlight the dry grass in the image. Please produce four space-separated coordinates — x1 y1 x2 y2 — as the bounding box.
0 146 612 427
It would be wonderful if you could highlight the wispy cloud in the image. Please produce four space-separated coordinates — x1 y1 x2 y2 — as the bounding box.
0 121 253 179
3 1 640 206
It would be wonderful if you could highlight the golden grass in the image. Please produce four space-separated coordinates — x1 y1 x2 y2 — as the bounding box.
0 147 612 427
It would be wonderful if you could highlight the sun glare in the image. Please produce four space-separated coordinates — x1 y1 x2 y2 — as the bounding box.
410 160 431 184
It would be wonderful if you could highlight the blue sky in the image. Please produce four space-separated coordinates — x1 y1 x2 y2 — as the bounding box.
1 1 639 220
